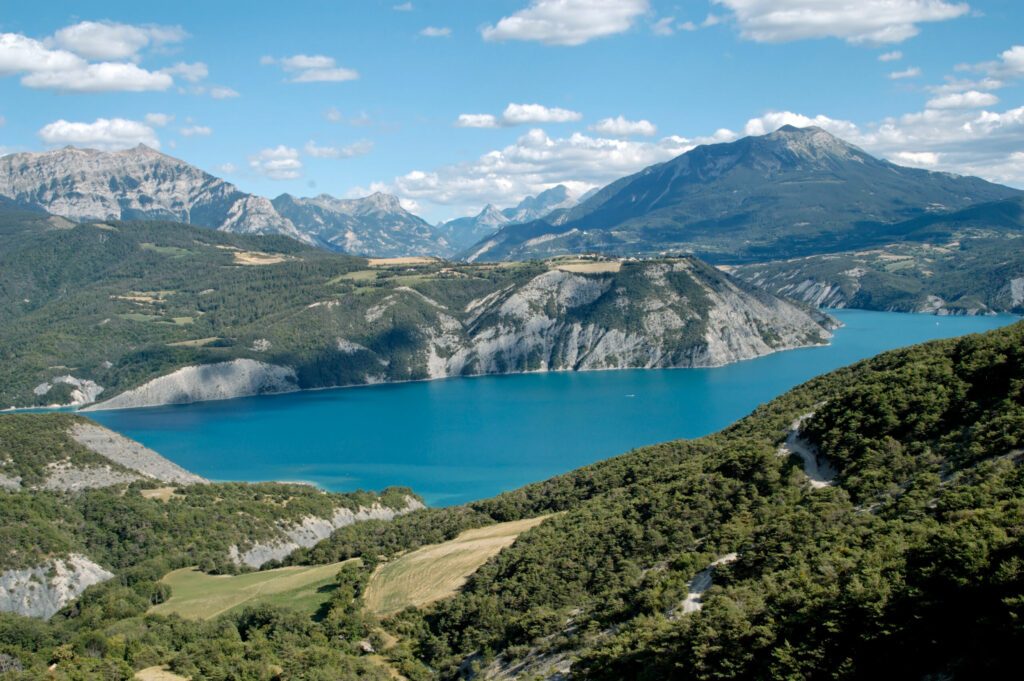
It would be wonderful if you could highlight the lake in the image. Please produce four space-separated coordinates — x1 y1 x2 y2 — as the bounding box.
89 310 1018 506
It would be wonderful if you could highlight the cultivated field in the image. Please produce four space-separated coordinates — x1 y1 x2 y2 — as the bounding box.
363 516 551 615
150 560 357 620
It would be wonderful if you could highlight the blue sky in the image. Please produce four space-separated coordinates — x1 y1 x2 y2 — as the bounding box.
1 1 1023 222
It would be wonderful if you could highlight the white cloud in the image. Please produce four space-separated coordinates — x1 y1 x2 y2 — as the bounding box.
262 54 358 83
890 151 940 167
218 162 237 174
678 21 699 31
360 127 730 216
420 26 452 38
22 62 172 92
482 0 649 46
210 86 239 99
926 90 999 110
50 21 187 61
249 145 302 180
180 125 212 137
0 33 82 74
590 116 657 137
889 66 922 79
879 50 903 62
38 117 159 150
502 103 582 124
393 2 414 10
304 139 373 158
714 0 969 44
1000 45 1024 76
145 112 174 127
740 111 858 138
455 104 582 128
652 17 676 37
456 113 500 128
162 61 208 82
1 31 173 92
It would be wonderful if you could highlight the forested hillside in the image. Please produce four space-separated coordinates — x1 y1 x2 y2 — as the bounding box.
1 322 1019 679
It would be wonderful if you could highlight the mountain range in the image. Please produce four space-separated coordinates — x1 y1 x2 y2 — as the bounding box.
463 125 1022 263
437 184 586 251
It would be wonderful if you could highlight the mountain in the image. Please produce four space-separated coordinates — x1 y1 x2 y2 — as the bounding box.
0 145 310 243
272 191 452 257
0 145 453 258
464 125 1022 263
439 184 583 252
0 213 832 409
1 321 1021 678
732 196 1024 315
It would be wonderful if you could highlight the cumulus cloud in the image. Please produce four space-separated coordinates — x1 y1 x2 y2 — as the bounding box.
22 62 172 92
456 103 581 128
890 151 940 167
714 0 969 45
889 67 922 79
456 113 500 128
218 162 237 174
249 145 302 180
651 17 676 37
590 116 657 137
393 2 414 10
420 27 452 38
0 30 175 92
209 86 240 99
926 90 999 110
359 127 734 217
50 21 187 61
162 61 208 82
502 103 581 124
482 0 649 46
304 139 374 158
262 54 358 83
145 112 174 127
38 117 159 150
879 51 903 62
180 125 212 137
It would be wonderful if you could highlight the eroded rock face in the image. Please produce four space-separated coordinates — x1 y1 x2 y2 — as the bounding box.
0 554 113 619
230 497 426 568
85 359 298 410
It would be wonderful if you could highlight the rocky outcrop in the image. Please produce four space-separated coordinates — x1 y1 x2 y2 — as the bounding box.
421 261 832 379
230 497 425 568
0 554 113 619
32 375 104 407
69 423 207 484
85 359 298 411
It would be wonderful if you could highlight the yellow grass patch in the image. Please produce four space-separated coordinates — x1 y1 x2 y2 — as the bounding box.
150 560 357 620
367 257 438 267
554 261 622 273
134 666 189 681
167 337 220 348
140 487 178 502
363 516 551 615
232 250 292 266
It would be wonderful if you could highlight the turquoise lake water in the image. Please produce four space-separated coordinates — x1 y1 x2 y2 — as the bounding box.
89 310 1018 506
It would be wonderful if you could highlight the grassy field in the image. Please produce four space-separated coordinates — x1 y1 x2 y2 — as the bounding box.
363 516 551 615
150 560 357 620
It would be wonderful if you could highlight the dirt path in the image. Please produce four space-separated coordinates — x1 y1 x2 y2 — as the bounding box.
779 415 836 488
